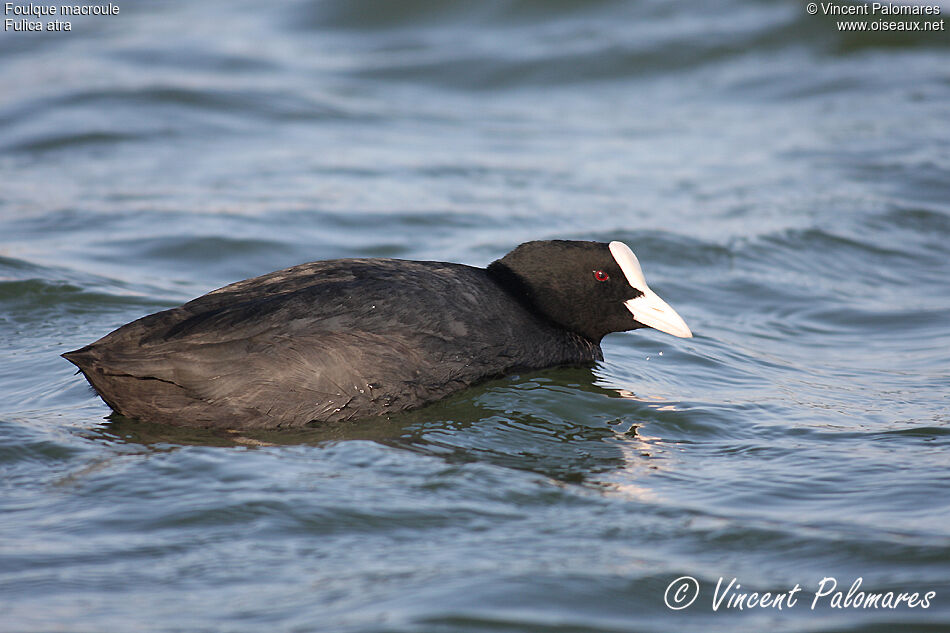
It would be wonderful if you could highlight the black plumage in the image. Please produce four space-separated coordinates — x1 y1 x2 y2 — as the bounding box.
63 240 690 429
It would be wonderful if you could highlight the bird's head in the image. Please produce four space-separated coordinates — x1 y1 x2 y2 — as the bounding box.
488 240 692 343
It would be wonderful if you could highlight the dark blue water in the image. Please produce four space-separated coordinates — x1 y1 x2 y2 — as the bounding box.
2 1 949 631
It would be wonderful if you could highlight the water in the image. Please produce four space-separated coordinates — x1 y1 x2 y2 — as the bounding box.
2 0 949 631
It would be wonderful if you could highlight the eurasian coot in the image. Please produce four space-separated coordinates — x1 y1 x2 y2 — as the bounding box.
63 240 692 429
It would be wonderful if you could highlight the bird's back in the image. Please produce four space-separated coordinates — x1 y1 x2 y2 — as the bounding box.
64 258 600 429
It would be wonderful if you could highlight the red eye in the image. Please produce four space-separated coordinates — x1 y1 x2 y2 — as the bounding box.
593 270 609 282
